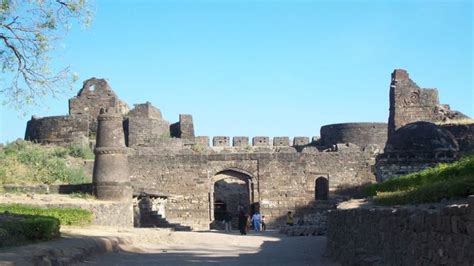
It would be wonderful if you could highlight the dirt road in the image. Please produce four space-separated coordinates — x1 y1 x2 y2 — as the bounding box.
79 230 339 266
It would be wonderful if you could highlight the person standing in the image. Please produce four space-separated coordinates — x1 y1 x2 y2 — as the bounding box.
238 211 247 235
287 211 294 226
224 212 232 233
251 211 262 232
261 215 266 231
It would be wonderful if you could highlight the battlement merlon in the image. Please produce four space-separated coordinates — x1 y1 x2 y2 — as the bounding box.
129 102 163 119
170 114 195 139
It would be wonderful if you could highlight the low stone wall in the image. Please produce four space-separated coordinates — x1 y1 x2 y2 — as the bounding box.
327 197 474 265
2 184 93 194
0 194 133 227
49 202 133 227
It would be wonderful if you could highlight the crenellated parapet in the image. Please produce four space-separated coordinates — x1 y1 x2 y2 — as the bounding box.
193 136 326 152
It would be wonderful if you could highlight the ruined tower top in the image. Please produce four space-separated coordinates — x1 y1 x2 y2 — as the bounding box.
391 69 409 82
69 78 130 137
387 69 469 138
76 78 116 97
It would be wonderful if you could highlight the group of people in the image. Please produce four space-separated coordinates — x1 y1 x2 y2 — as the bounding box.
220 209 267 235
222 209 297 234
236 210 266 235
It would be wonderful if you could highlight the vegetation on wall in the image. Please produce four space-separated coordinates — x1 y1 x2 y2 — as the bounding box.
364 155 474 205
0 140 93 185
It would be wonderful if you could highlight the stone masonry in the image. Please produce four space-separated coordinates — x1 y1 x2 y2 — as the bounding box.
388 69 468 138
327 197 474 265
377 70 472 181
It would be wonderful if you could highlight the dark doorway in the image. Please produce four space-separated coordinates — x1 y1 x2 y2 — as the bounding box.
315 176 329 200
214 200 227 221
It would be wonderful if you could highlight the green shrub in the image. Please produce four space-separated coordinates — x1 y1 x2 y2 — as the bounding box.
366 155 474 205
0 141 91 185
0 204 93 226
66 145 94 160
0 214 60 247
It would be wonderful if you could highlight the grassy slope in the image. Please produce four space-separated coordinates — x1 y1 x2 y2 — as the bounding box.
364 155 474 205
0 141 94 185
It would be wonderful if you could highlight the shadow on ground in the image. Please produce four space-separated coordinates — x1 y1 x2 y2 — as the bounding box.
78 230 339 266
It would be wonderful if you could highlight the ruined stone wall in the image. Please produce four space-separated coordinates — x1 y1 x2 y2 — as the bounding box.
25 115 89 146
327 198 474 265
126 103 170 147
69 78 129 136
388 69 469 138
320 123 387 149
128 149 377 230
170 114 195 139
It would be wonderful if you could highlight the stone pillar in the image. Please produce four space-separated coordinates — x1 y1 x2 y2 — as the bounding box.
92 108 132 201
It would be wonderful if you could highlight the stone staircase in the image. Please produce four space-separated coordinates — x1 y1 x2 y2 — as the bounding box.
138 199 192 231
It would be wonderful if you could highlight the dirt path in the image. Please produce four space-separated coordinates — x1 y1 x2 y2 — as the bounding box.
78 230 338 266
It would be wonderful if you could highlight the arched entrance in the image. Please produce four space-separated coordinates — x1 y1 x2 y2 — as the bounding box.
315 176 329 200
209 169 254 229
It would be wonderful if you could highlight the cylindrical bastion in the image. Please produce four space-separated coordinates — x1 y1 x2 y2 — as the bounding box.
320 122 388 148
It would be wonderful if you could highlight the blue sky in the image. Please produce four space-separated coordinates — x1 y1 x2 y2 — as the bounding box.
0 0 472 143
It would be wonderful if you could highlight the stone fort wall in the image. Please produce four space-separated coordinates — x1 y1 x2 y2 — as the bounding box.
376 69 473 181
25 115 89 146
320 123 387 149
22 69 473 230
129 148 377 230
327 197 474 265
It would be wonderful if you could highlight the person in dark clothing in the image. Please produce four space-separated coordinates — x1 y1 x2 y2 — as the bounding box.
224 212 232 232
238 211 247 235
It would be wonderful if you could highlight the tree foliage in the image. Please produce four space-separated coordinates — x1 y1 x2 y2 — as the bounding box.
0 0 92 109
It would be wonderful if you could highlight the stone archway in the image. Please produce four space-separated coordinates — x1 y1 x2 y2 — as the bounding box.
209 169 254 229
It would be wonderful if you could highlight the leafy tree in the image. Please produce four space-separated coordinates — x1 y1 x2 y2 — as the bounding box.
0 0 92 109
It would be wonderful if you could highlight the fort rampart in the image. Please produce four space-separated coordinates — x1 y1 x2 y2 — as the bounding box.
327 197 474 265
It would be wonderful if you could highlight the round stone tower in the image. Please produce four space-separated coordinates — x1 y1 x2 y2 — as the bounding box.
92 108 132 201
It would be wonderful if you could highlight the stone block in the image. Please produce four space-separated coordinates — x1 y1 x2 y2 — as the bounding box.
195 136 210 147
179 114 195 139
293 137 310 146
253 136 269 146
213 136 230 146
273 137 290 146
233 136 249 147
